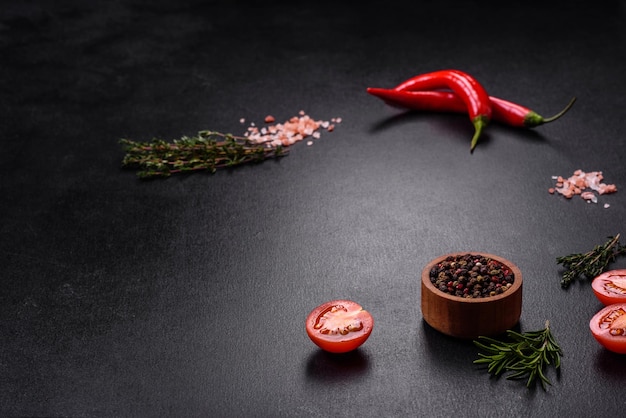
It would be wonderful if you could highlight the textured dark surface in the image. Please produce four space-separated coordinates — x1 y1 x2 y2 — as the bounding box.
3 0 626 416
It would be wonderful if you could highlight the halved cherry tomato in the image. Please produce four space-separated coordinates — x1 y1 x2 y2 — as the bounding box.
305 300 374 353
591 270 626 306
589 303 626 354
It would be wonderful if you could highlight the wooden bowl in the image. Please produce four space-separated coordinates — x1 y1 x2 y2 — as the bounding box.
421 252 523 339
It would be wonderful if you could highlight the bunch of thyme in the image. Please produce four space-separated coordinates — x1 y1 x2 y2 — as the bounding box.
473 320 562 390
120 130 288 179
556 234 626 288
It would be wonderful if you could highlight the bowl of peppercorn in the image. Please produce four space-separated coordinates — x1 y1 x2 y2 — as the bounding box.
421 252 523 339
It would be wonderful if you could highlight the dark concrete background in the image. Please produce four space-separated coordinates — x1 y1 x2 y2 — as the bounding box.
2 1 626 416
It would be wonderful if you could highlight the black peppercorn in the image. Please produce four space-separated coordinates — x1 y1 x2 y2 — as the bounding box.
430 254 515 299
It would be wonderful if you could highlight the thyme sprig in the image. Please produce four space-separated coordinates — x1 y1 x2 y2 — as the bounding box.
556 234 626 288
120 130 288 179
473 321 562 390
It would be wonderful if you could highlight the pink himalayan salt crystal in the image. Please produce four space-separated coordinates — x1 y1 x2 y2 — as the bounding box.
549 170 617 203
242 111 340 147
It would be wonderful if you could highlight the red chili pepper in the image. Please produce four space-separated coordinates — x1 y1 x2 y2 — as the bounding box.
391 70 492 152
488 95 576 128
367 87 466 113
366 87 576 129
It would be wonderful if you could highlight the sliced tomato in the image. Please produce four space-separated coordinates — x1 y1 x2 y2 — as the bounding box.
305 300 374 353
592 270 626 306
589 303 626 354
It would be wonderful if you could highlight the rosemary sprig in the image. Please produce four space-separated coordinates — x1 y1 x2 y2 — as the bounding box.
120 130 288 179
556 234 626 288
473 320 563 390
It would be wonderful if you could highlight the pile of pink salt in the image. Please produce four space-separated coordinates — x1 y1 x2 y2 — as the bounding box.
240 110 341 148
548 169 617 205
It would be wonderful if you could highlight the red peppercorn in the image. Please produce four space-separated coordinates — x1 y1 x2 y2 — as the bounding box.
428 253 515 299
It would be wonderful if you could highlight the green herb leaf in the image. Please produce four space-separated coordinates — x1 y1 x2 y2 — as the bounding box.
556 234 626 288
473 320 563 390
120 131 288 179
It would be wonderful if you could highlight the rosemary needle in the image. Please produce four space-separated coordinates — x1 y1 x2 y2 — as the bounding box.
473 320 563 390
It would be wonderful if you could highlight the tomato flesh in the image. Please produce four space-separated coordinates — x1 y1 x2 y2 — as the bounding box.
305 300 374 353
592 270 626 306
589 303 626 354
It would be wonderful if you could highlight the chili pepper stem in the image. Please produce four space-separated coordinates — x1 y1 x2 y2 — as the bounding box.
470 116 489 152
525 97 577 127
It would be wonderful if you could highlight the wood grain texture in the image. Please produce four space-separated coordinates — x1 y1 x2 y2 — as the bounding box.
421 252 523 339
